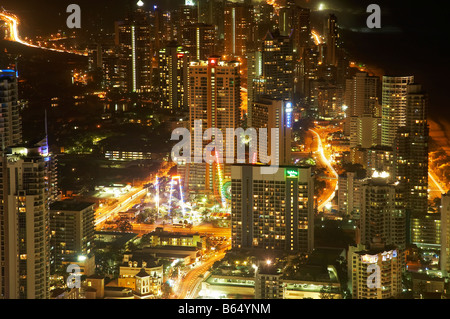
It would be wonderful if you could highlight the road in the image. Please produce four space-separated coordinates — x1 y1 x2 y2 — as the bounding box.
175 251 226 299
0 10 87 56
95 161 176 229
95 187 148 227
131 222 231 238
308 128 338 211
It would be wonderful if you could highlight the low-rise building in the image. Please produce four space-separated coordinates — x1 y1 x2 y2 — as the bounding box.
118 252 163 294
147 227 203 248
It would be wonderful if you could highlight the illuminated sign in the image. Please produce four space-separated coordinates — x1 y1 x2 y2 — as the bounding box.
361 254 378 264
177 53 184 59
285 102 293 128
381 250 397 261
361 250 397 263
286 169 298 178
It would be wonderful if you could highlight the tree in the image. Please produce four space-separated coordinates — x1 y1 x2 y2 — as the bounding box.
319 283 335 299
117 220 133 232
161 282 173 299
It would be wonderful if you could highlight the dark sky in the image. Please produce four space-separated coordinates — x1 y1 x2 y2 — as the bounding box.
1 0 447 118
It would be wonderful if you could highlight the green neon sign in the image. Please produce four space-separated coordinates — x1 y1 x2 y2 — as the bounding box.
286 169 298 178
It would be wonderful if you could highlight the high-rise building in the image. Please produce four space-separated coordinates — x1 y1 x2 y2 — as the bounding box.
316 83 344 119
197 0 225 38
158 42 190 112
247 50 264 120
249 98 292 166
410 211 440 250
394 83 429 218
182 23 217 61
223 2 254 58
381 75 414 147
365 146 394 181
253 1 275 40
345 72 380 142
348 238 402 299
262 30 294 101
440 192 450 275
325 14 338 67
338 171 366 218
231 164 314 253
174 4 198 42
291 6 311 56
349 114 381 149
3 143 50 299
49 200 95 274
115 4 152 93
0 69 22 148
186 57 241 193
360 172 406 249
345 72 379 118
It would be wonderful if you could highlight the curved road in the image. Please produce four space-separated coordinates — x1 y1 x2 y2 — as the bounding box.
309 128 338 211
175 251 226 299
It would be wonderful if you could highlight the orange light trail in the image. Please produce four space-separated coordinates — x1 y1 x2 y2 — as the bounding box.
311 30 322 46
0 10 87 56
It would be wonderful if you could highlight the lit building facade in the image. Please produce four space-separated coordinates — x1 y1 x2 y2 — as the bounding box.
249 97 292 166
360 173 406 249
49 200 95 274
262 29 294 101
440 193 450 275
394 83 429 218
231 165 314 253
348 239 402 299
3 144 51 299
158 43 190 111
186 57 241 193
223 2 254 58
381 75 414 147
115 4 152 93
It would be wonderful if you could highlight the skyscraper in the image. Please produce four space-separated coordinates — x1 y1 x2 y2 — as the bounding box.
345 72 379 118
0 69 21 148
381 75 414 147
49 200 95 274
115 3 152 93
231 164 314 253
348 238 402 299
360 173 406 249
394 83 429 218
182 23 217 61
440 192 450 275
250 97 292 166
247 49 264 122
223 2 254 58
325 14 338 67
262 29 294 101
158 42 190 112
3 143 50 299
186 57 241 193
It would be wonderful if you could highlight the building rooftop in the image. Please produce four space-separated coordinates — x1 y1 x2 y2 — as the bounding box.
282 265 338 283
135 268 151 278
50 199 95 212
307 247 346 266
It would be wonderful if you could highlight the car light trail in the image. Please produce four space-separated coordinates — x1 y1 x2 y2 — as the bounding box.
429 171 446 194
94 188 148 226
310 129 338 211
0 10 87 56
311 30 322 46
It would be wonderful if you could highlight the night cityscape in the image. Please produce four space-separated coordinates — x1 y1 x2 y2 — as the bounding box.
0 0 449 305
